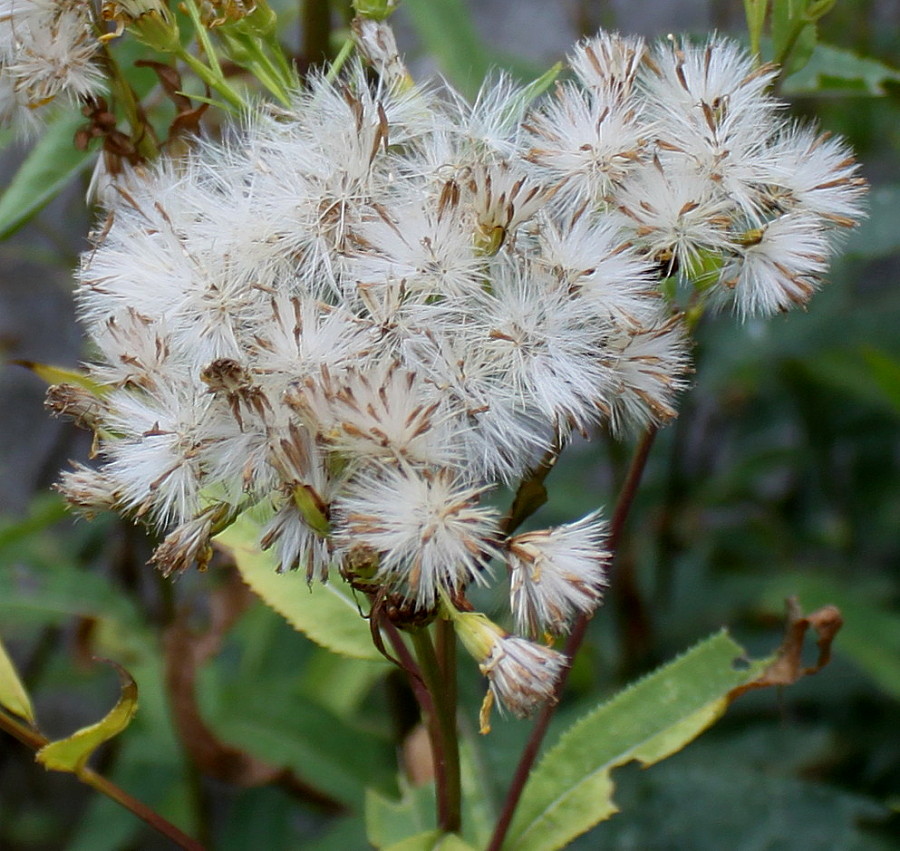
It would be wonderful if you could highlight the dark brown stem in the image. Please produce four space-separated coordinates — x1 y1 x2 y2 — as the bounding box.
0 710 205 851
436 617 460 829
486 426 659 851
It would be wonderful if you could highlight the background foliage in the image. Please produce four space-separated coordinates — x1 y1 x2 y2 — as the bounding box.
0 0 898 848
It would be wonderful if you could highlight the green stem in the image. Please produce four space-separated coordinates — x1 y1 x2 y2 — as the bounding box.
410 626 462 835
176 0 246 112
220 32 296 104
326 35 355 82
183 0 223 77
0 710 204 850
175 48 246 112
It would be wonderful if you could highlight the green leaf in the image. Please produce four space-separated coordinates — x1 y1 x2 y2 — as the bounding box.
402 0 491 97
11 360 108 396
299 649 386 716
212 694 397 806
215 512 387 662
366 783 436 848
0 109 94 239
36 659 139 774
458 736 496 849
304 815 369 851
599 763 887 849
860 348 900 414
795 347 900 419
744 0 769 58
361 725 494 848
771 0 807 66
385 832 477 851
0 493 68 553
66 742 194 851
503 631 771 851
782 43 900 95
515 62 563 108
216 787 304 851
0 553 142 629
846 184 900 259
0 634 35 724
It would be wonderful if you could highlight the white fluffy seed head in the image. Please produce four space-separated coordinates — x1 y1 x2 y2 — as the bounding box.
334 465 500 608
54 28 862 652
508 511 610 637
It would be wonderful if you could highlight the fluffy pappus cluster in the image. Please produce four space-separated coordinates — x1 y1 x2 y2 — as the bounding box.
0 0 105 129
539 32 866 316
51 27 863 718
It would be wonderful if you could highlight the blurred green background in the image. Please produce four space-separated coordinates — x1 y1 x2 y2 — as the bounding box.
0 1 898 848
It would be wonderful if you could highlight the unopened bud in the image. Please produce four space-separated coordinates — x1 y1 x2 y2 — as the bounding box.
102 0 181 52
352 0 399 21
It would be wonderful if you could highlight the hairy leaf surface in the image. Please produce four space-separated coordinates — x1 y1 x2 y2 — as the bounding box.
216 513 387 662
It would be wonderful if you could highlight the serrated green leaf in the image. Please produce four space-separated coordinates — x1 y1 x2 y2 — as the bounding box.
215 512 387 662
782 43 900 95
0 110 94 239
36 659 138 774
0 634 35 724
503 631 771 851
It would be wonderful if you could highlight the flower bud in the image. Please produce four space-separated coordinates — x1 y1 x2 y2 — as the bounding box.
352 0 399 21
102 0 181 52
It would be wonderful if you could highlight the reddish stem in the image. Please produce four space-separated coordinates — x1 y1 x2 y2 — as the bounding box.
486 427 659 851
0 710 205 850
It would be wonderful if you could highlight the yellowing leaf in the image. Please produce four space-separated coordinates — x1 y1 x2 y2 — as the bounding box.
12 360 108 396
0 635 35 724
215 512 387 663
503 631 772 851
36 659 138 774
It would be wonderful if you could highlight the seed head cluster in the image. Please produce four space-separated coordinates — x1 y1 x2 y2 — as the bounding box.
48 28 863 717
0 0 104 129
